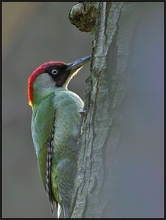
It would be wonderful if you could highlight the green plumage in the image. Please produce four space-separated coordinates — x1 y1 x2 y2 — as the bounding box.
31 89 83 217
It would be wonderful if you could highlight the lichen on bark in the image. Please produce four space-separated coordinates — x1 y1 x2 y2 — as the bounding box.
69 2 98 32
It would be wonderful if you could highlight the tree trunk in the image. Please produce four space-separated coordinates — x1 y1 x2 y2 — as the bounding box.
69 2 164 218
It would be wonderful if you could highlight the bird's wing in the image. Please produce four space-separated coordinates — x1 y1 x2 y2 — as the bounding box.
31 93 58 211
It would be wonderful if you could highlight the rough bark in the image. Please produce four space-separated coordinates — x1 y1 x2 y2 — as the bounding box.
70 2 139 218
69 2 164 218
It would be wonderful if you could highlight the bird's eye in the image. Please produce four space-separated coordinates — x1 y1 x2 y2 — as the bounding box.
52 69 58 75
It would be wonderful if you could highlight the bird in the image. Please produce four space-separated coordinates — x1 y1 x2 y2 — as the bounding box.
28 55 91 218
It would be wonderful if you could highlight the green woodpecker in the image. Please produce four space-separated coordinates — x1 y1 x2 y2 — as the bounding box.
28 55 91 218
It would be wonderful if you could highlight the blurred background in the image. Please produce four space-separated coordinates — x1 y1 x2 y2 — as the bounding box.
2 2 164 218
2 2 91 217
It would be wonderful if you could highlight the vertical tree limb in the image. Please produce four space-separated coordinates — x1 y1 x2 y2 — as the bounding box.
69 2 163 218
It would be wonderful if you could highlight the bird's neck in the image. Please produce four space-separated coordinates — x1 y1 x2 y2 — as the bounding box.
32 87 68 108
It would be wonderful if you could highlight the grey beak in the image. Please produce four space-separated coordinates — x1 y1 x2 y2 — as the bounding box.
66 55 91 72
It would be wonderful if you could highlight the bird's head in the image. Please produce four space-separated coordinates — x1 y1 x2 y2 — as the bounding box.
28 55 91 107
